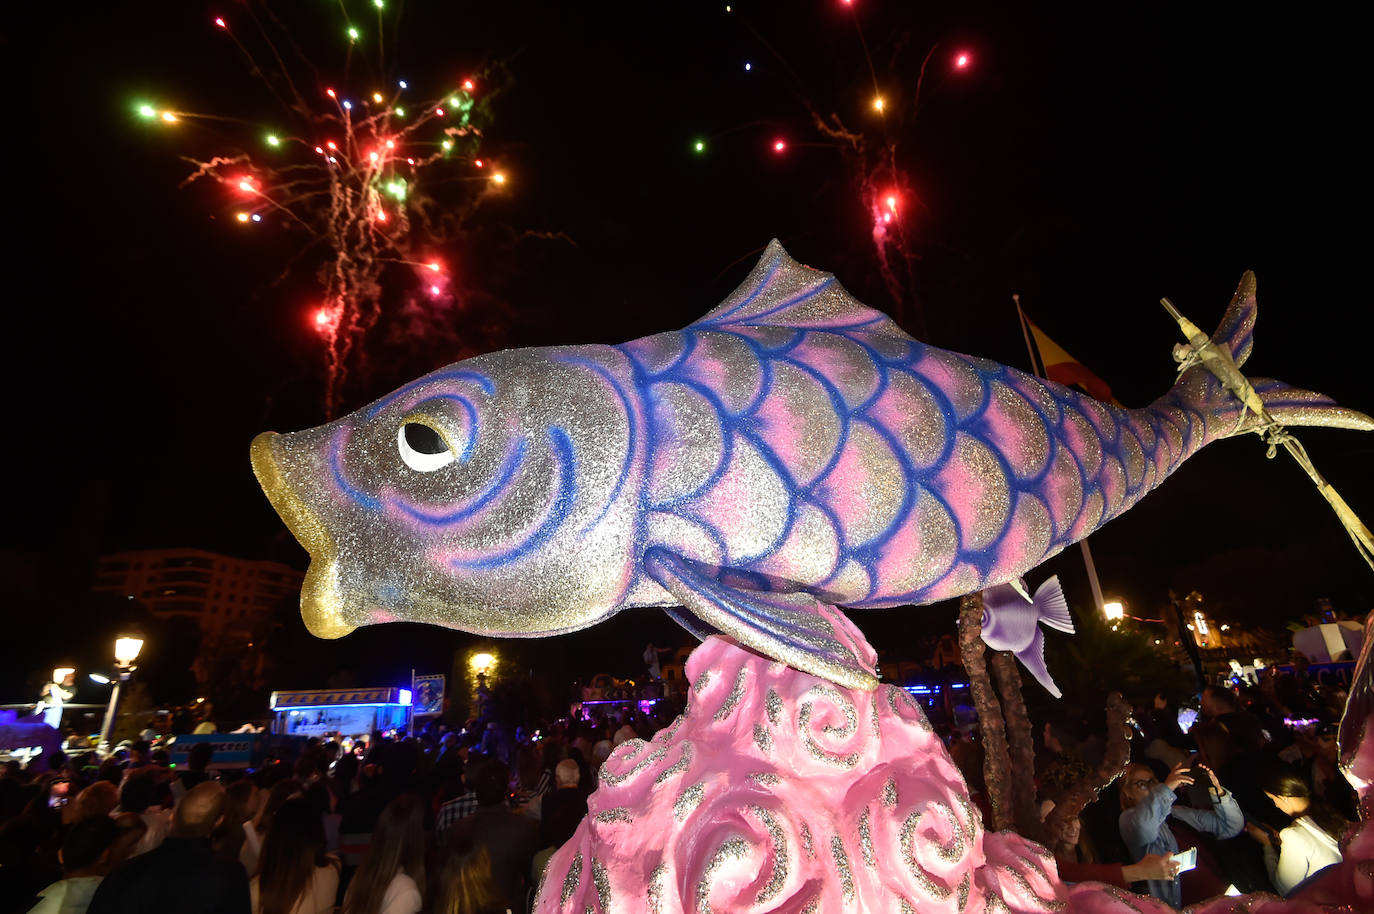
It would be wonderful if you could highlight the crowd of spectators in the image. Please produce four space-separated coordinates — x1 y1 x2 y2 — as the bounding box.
0 658 1361 913
1019 665 1359 908
0 701 678 914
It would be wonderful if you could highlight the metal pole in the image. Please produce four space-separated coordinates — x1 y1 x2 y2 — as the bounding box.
1015 294 1108 617
98 668 129 753
1078 539 1107 620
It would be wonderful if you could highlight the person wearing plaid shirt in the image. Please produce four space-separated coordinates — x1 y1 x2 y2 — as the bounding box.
435 790 478 831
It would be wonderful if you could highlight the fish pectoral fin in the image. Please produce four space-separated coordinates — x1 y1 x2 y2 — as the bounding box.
1033 575 1075 633
643 547 879 691
663 605 721 643
1017 627 1063 699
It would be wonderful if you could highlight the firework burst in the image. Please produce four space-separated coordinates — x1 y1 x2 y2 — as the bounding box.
136 3 509 416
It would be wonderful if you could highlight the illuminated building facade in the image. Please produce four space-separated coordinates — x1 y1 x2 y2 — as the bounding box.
91 548 303 637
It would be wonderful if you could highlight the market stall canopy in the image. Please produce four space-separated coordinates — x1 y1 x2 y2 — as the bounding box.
1293 621 1365 663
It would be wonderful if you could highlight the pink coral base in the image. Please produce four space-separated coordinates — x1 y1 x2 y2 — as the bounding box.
535 634 1373 913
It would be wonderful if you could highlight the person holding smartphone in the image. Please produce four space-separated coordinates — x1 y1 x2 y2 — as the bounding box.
1118 757 1244 908
1244 768 1349 896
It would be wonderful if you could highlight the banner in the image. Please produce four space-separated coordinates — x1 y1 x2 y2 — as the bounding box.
1017 306 1121 405
281 705 378 738
412 674 445 716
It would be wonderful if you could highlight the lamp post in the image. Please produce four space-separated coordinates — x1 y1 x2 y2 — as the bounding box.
98 635 144 754
469 652 496 677
467 651 497 721
1102 599 1126 633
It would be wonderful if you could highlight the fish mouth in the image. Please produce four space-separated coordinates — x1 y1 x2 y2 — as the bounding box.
250 432 357 639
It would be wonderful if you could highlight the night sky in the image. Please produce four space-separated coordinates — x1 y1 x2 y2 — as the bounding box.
5 2 1371 701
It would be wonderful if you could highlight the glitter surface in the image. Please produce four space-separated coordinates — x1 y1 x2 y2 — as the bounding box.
591 859 611 911
713 668 748 722
858 807 875 868
798 685 861 769
593 807 633 825
647 862 666 914
765 688 782 726
533 635 1109 911
882 777 899 808
931 803 967 862
672 783 704 821
899 809 954 901
1001 863 1065 911
253 246 1373 701
653 742 693 786
598 742 668 787
749 805 788 903
831 835 855 901
698 838 749 914
560 852 582 906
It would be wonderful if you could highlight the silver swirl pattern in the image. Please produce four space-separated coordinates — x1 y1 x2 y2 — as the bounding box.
533 635 1079 913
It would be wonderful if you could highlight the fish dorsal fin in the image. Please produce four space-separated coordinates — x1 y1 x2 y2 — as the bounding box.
644 546 880 691
693 239 910 340
1033 575 1075 633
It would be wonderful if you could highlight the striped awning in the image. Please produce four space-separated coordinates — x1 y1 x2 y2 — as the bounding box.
269 687 407 709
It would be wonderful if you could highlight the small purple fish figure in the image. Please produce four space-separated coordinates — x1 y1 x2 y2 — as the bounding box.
980 576 1075 697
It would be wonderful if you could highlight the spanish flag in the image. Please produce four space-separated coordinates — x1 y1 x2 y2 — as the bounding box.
1015 299 1121 406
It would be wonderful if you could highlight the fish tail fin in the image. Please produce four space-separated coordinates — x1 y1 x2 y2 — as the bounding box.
1230 378 1374 436
1213 271 1258 370
1170 273 1374 440
1033 575 1075 634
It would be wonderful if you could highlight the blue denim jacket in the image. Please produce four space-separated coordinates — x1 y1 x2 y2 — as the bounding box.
1118 783 1244 909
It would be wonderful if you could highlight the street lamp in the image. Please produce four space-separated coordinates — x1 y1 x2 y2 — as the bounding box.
98 634 144 753
1103 601 1125 621
115 637 144 666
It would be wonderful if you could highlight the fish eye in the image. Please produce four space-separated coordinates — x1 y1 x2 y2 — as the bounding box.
398 421 456 472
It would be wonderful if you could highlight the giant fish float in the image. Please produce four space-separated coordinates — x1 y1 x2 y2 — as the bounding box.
251 240 1372 690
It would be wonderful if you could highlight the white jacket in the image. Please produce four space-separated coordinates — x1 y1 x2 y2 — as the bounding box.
1265 816 1342 896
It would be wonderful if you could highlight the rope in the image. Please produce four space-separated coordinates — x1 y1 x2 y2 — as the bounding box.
1161 297 1374 573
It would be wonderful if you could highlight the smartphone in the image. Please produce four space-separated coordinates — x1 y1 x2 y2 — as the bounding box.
1183 765 1217 808
48 778 70 809
1170 846 1198 874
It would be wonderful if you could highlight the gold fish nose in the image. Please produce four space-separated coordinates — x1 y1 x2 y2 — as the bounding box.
249 432 356 639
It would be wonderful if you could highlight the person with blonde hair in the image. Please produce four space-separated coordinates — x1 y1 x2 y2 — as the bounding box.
63 780 119 825
431 834 503 914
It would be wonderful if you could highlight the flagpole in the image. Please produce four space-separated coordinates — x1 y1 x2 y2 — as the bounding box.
1013 294 1108 619
1012 295 1045 378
